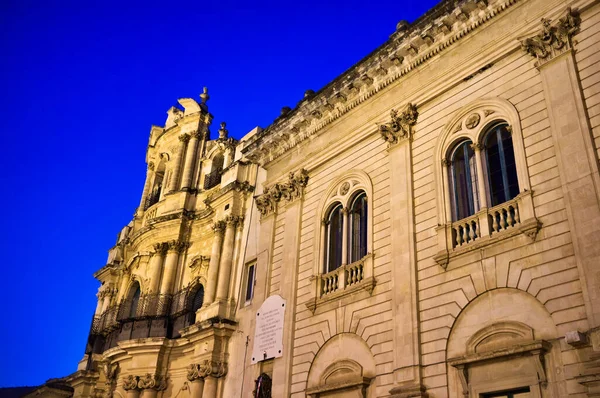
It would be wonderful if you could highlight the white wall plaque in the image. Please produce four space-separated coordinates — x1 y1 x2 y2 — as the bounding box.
251 294 286 364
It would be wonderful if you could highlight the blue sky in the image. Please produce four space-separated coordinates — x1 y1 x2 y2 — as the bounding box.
0 0 439 387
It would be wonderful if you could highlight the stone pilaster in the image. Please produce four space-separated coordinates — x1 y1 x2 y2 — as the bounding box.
168 134 190 193
215 215 242 301
379 103 426 395
522 8 600 328
203 221 226 305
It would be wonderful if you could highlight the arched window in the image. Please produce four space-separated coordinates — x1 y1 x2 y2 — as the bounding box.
483 122 519 206
189 285 204 324
348 192 368 263
325 203 344 272
128 282 141 318
204 153 224 189
449 140 479 221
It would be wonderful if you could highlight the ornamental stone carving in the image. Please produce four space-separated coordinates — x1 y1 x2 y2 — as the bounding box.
465 113 481 129
379 103 419 144
152 242 168 255
521 8 580 65
225 215 243 227
148 162 155 171
166 240 188 253
212 220 226 234
138 373 167 391
187 363 203 381
255 169 309 216
179 134 191 144
122 375 139 391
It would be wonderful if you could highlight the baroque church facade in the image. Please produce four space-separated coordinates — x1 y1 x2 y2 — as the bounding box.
33 0 600 396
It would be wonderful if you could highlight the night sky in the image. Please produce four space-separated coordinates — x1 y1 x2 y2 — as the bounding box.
0 0 440 387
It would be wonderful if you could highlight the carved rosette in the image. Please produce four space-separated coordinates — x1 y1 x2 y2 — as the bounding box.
521 8 580 66
378 103 419 144
255 169 309 217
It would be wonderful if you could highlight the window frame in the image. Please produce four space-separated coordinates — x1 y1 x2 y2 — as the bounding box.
243 260 257 306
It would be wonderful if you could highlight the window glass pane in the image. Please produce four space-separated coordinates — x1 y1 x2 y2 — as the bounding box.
451 141 476 220
192 285 204 312
245 264 255 302
327 204 343 272
485 123 519 206
349 192 368 263
129 283 140 318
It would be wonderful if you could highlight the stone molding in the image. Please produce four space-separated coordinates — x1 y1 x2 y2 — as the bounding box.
378 103 419 144
186 360 228 381
521 8 580 67
256 169 309 217
242 0 522 165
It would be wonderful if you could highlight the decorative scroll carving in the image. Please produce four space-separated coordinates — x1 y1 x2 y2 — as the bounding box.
138 373 167 391
379 103 419 144
189 360 228 379
225 215 243 227
122 375 139 391
152 242 168 256
521 8 580 65
255 169 310 217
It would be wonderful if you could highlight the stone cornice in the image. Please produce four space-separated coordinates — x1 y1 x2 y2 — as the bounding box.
256 169 309 217
242 0 521 165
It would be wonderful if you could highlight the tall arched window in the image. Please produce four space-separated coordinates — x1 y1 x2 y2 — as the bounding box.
483 122 519 206
128 282 141 318
204 153 224 189
325 203 344 272
189 285 204 324
450 140 479 221
348 192 368 263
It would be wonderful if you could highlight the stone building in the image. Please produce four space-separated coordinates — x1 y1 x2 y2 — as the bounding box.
35 0 600 396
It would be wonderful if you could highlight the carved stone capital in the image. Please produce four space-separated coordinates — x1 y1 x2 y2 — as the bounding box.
521 8 580 66
225 215 243 228
137 373 167 391
441 158 452 167
179 134 191 144
152 242 168 256
122 375 139 391
197 360 228 379
190 130 203 139
255 168 310 217
470 142 484 151
167 240 188 253
187 363 203 381
379 103 419 144
212 220 226 234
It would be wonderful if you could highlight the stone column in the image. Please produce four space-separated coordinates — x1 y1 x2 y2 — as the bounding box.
159 241 186 296
341 208 349 266
95 291 104 315
203 221 225 306
187 364 205 398
119 272 131 301
122 376 140 398
181 131 201 190
138 162 155 212
148 243 167 294
168 134 190 193
199 360 226 398
522 11 600 327
471 143 488 209
215 216 240 301
100 291 111 313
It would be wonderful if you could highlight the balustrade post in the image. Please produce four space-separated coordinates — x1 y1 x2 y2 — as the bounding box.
204 221 225 306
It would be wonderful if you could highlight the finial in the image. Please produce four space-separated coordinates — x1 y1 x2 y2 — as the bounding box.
281 106 291 116
219 122 228 139
396 20 409 31
200 87 210 104
304 89 315 98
